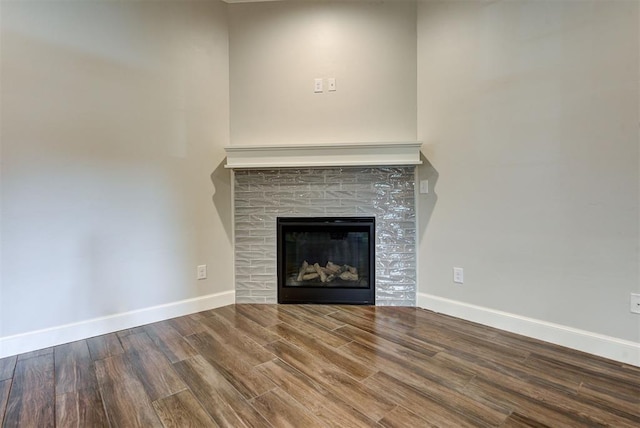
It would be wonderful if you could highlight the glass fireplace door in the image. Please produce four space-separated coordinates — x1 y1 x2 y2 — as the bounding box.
277 217 375 304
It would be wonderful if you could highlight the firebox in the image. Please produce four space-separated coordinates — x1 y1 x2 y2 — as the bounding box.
277 217 375 304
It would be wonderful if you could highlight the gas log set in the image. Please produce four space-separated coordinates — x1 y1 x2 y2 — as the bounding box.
296 261 359 283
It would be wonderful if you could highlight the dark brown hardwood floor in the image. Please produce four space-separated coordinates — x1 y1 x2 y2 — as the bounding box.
0 304 638 427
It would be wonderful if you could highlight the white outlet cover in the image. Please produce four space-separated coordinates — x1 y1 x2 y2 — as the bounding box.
453 267 464 284
631 293 640 314
419 180 429 194
197 264 207 280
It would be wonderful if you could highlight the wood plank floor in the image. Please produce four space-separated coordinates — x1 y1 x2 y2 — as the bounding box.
0 304 638 427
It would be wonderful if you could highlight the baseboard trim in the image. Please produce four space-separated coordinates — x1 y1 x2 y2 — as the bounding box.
417 293 640 367
0 290 235 358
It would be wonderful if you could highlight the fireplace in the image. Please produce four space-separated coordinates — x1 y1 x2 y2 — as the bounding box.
277 217 375 305
226 143 420 305
230 166 417 306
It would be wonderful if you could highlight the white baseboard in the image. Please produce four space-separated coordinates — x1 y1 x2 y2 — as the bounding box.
0 290 235 359
417 293 640 367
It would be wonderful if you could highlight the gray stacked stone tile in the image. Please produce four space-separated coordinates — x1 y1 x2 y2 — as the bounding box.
233 167 416 306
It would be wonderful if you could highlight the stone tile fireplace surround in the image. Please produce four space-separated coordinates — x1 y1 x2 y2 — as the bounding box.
226 142 421 306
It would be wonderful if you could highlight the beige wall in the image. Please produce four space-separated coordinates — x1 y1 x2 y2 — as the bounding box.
2 0 638 357
228 0 417 145
417 0 639 342
1 0 232 337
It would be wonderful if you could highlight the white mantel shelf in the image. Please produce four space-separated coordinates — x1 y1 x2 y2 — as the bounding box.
224 141 423 169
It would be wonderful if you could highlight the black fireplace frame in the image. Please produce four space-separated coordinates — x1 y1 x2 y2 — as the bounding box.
277 216 375 305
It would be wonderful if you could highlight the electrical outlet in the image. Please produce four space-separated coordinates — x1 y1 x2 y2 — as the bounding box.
631 293 640 314
197 265 207 280
453 267 464 284
314 78 323 93
419 180 429 194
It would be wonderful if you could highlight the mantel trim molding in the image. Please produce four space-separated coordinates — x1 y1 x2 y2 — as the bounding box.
224 141 423 169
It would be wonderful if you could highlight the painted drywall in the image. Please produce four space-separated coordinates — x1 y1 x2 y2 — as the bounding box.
417 0 639 342
0 0 232 340
228 0 417 146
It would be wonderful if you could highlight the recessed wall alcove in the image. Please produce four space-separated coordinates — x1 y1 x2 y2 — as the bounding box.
226 142 421 306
